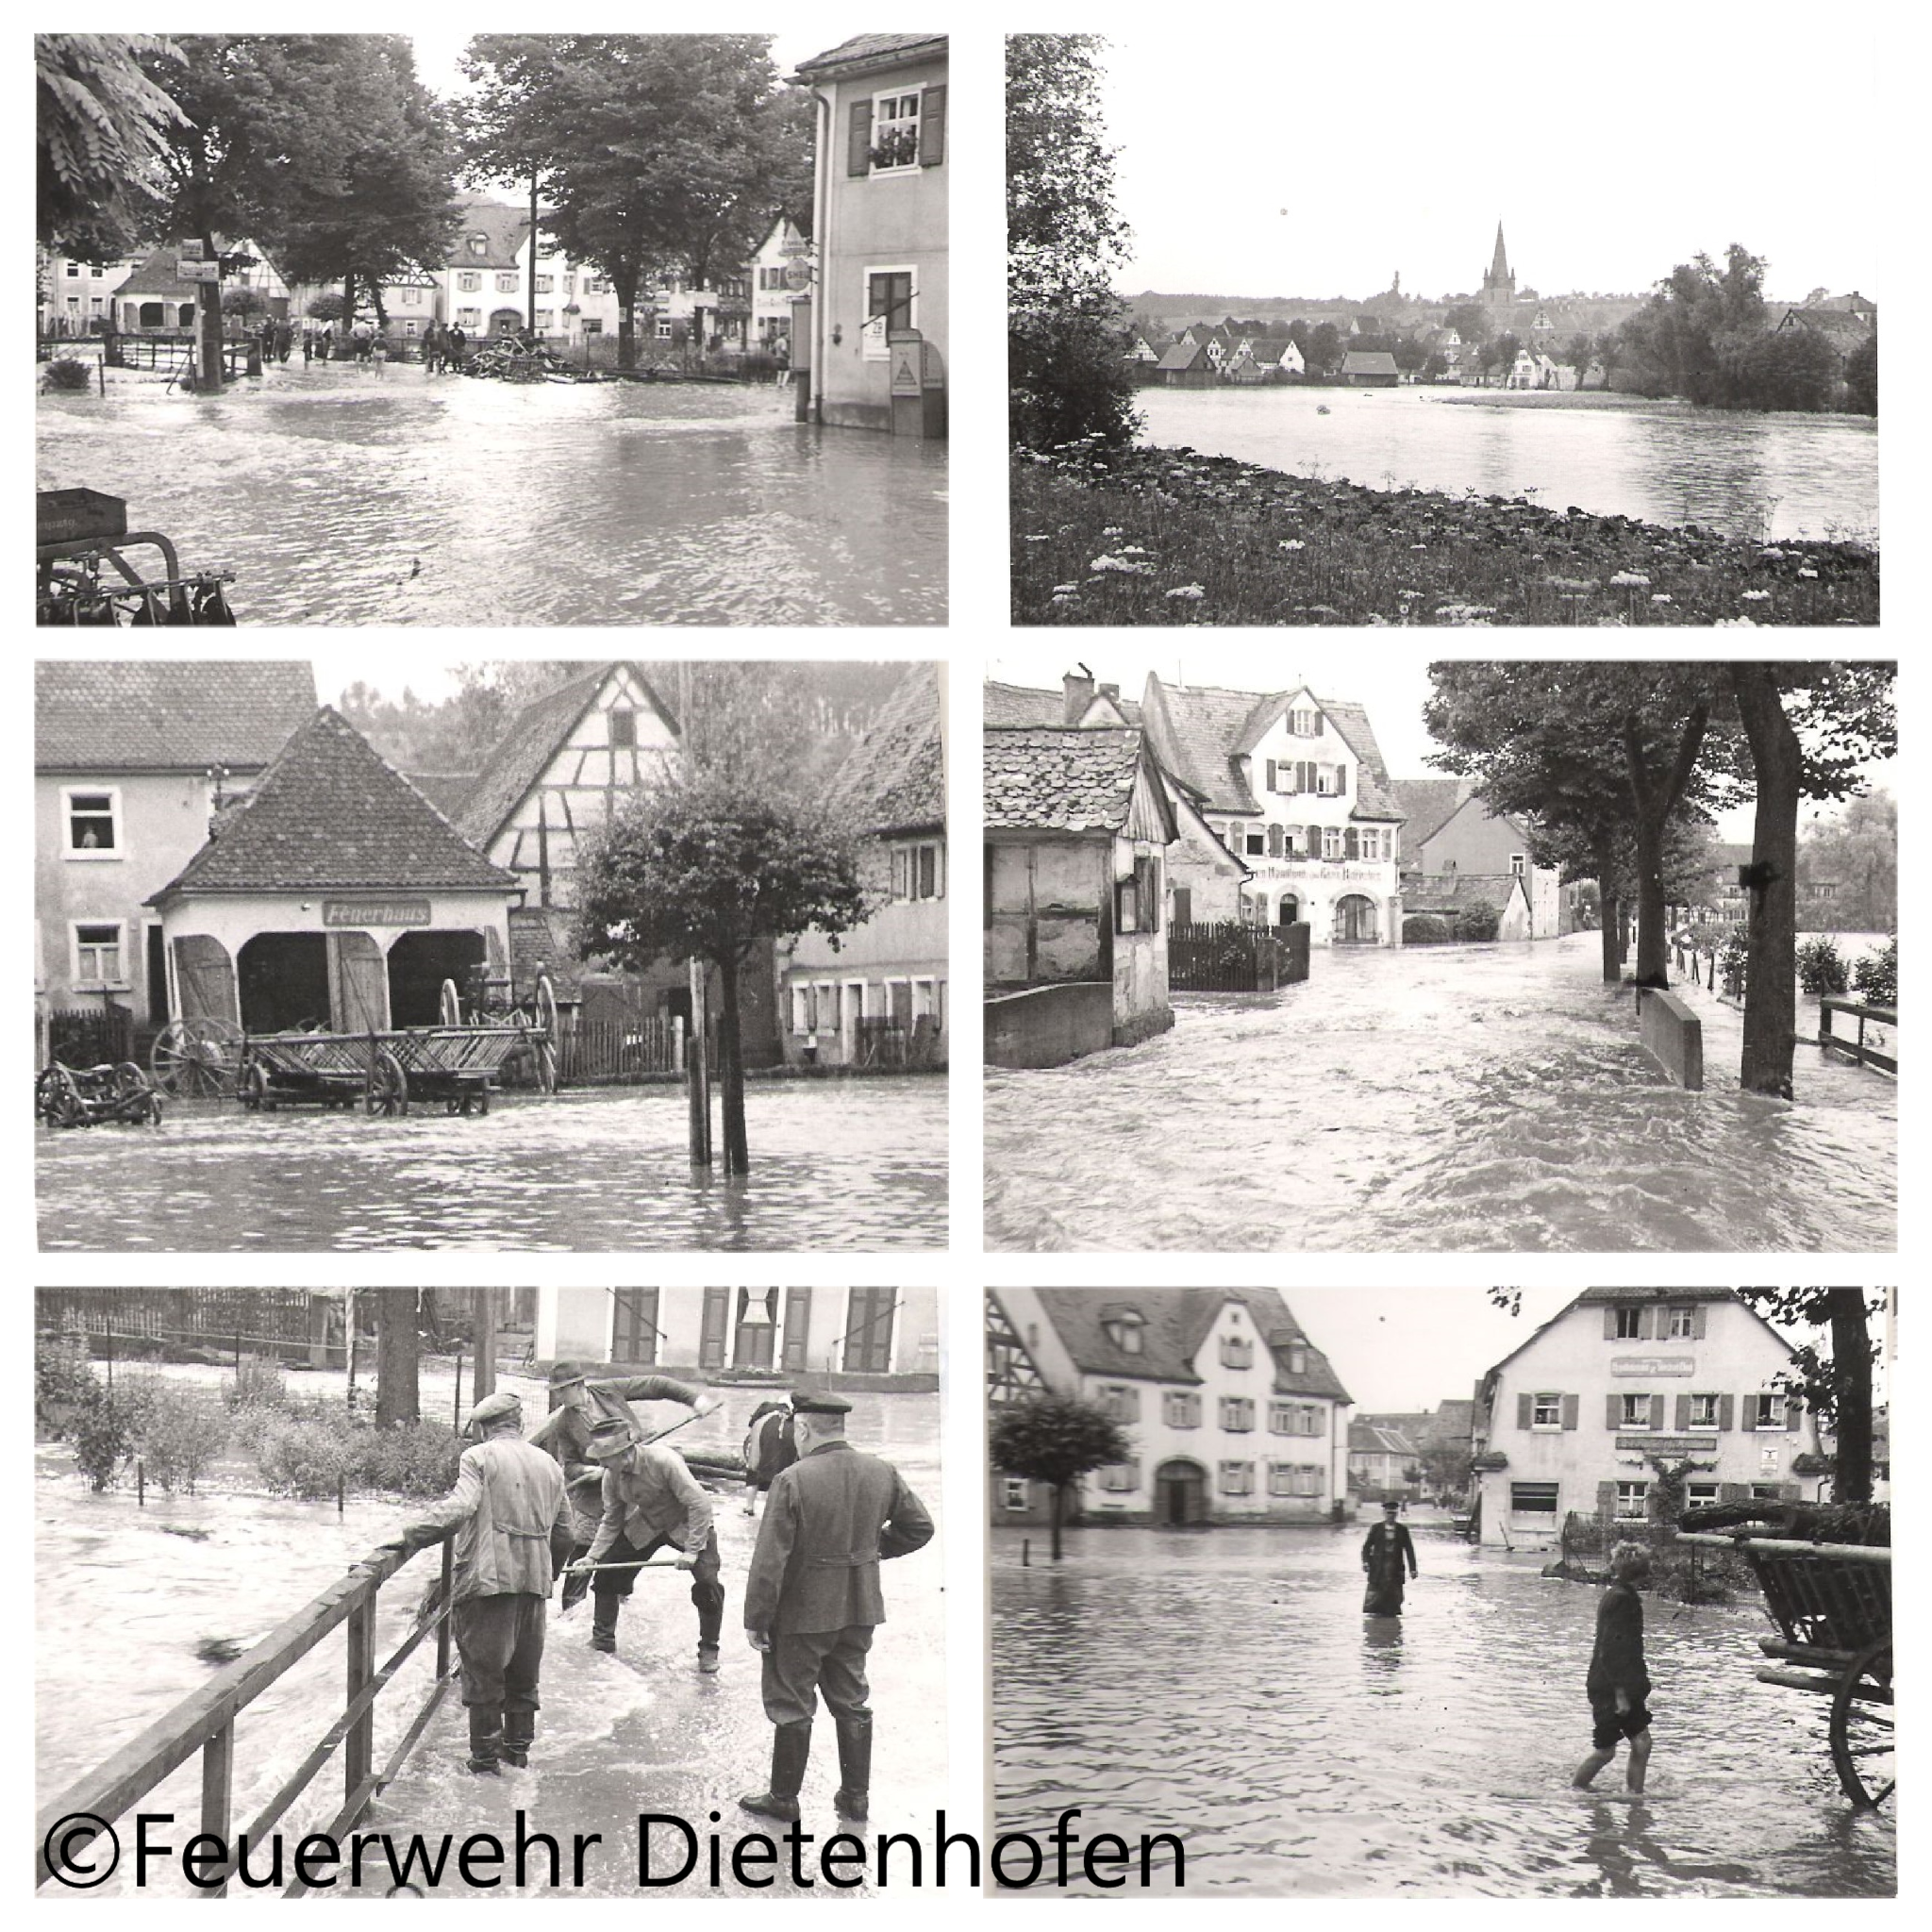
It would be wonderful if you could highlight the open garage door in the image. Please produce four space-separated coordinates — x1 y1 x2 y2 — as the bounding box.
387 929 487 1027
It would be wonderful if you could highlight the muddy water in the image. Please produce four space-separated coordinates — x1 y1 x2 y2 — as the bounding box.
38 1079 947 1252
983 937 1894 1252
991 1522 1894 1896
37 368 946 625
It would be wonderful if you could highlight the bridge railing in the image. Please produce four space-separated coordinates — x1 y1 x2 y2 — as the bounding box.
35 1532 456 1897
1818 996 1897 1075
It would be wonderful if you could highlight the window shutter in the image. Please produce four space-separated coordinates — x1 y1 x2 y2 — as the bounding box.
1336 763 1347 796
1740 1393 1757 1431
1638 1306 1655 1340
1266 758 1277 791
1785 1398 1802 1432
1267 824 1282 858
1720 1482 1747 1502
934 843 945 899
1345 827 1359 859
848 99 874 176
1300 761 1316 793
1692 1303 1707 1340
1606 1394 1622 1430
1516 1392 1531 1430
1778 1482 1801 1501
1561 1393 1579 1431
1675 1394 1690 1431
1595 1481 1617 1518
1307 823 1322 856
1718 1393 1734 1432
919 84 946 165
1603 1307 1619 1339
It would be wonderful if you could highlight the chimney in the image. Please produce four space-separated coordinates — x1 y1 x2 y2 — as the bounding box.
1063 664 1095 724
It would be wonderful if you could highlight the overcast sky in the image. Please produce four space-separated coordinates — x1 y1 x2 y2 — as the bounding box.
1096 19 1880 303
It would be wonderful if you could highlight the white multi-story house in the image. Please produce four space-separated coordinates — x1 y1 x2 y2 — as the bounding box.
1141 675 1406 945
749 214 810 351
988 1289 1353 1525
1392 777 1578 940
39 249 139 335
1469 1288 1824 1550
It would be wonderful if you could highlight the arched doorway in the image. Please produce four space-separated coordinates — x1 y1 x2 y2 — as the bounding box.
490 308 523 337
1277 894 1300 927
238 933 331 1031
1154 1457 1208 1526
1333 894 1379 945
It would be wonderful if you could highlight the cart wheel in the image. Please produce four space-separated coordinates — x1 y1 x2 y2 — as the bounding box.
36 1065 81 1127
365 1047 409 1119
239 1061 268 1112
440 978 463 1026
151 1016 243 1098
445 1096 464 1117
1830 1641 1893 1809
536 1040 559 1094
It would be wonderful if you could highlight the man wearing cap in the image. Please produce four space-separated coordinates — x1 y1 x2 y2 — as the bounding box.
740 1392 934 1825
380 1390 574 1775
575 1414 725 1672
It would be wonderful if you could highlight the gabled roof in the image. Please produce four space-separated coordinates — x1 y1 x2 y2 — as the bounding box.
153 708 517 899
983 680 1065 728
112 238 261 301
454 665 677 852
793 33 946 79
1156 341 1212 372
1400 873 1527 918
448 197 531 271
37 660 316 772
984 727 1166 837
1775 307 1872 346
1032 1288 1352 1400
1348 1420 1416 1456
834 662 942 836
1391 778 1471 858
1341 350 1400 375
1478 1289 1794 1395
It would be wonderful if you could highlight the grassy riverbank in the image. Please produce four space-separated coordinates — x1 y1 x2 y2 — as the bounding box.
1012 442 1879 626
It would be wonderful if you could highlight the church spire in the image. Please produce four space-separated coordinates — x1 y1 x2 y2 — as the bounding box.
1490 223 1509 283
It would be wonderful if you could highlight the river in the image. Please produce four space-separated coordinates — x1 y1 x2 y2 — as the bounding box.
991 1520 1894 1897
37 1078 947 1252
1140 389 1877 544
983 937 1894 1252
36 366 946 625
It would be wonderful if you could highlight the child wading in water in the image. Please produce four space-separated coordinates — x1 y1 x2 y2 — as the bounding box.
1574 1541 1652 1792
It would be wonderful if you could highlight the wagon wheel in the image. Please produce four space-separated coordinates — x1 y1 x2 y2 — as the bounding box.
239 1061 269 1112
1829 1641 1893 1809
533 970 560 1092
440 977 463 1026
364 1047 410 1118
151 1016 244 1098
36 1064 82 1128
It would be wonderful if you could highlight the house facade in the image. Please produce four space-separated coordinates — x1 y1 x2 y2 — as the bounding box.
1347 1420 1420 1501
749 215 811 350
1392 779 1570 938
989 1289 1353 1526
1469 1288 1824 1550
793 33 947 436
110 239 289 336
1141 675 1405 946
36 661 317 1030
40 250 139 335
536 1286 939 1384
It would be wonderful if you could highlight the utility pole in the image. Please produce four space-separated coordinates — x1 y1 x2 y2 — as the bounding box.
473 1288 497 1404
680 660 713 1167
527 173 540 338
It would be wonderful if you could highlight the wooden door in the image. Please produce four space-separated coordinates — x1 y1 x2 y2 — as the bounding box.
172 935 238 1024
781 1289 813 1372
733 1289 778 1369
841 1288 897 1374
698 1288 730 1370
327 931 388 1030
611 1290 659 1365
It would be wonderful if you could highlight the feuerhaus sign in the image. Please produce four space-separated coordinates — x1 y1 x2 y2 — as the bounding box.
324 898 430 928
1609 1355 1695 1377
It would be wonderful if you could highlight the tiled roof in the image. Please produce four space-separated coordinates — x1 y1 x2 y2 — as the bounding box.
1391 778 1471 858
1400 873 1524 917
1777 308 1873 345
510 905 583 998
984 727 1144 833
407 771 480 818
983 681 1065 727
1156 342 1210 372
1322 701 1405 821
111 237 257 300
448 198 532 271
154 708 517 898
835 662 942 834
37 660 316 771
1349 1420 1416 1456
1341 351 1400 375
1034 1287 1352 1401
793 33 945 76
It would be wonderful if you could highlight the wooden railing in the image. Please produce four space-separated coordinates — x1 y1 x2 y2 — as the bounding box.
36 1533 456 1896
1818 997 1897 1075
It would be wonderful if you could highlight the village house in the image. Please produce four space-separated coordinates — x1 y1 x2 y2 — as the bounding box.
1347 1419 1421 1502
791 33 947 436
1154 340 1218 387
1398 872 1532 941
35 661 318 1047
1141 675 1405 945
536 1286 939 1384
1391 776 1574 939
108 238 289 336
40 248 139 335
749 214 811 352
778 662 947 1069
1340 348 1400 386
1468 1288 1824 1551
984 724 1177 1067
987 1289 1354 1526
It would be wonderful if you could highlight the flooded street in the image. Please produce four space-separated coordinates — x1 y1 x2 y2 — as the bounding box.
991 1521 1894 1897
38 1389 943 1898
1141 388 1878 544
984 937 1894 1252
39 1079 946 1252
37 368 946 625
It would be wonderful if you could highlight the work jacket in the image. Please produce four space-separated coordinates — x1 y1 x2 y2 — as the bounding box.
743 1440 933 1636
587 1442 714 1560
527 1373 708 1468
408 1434 572 1604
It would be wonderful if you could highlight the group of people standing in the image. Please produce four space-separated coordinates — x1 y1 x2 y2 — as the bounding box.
380 1363 932 1826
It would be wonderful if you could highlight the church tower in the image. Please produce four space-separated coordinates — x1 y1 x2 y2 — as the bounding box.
1481 223 1515 314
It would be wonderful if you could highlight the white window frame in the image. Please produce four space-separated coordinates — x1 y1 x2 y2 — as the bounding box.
1322 825 1346 860
62 786 124 859
1666 1306 1696 1339
1293 1466 1322 1498
495 273 519 294
868 88 924 175
1095 1460 1140 1493
1509 852 1527 877
1267 1462 1297 1497
1689 1392 1721 1431
1316 764 1342 796
1620 1392 1655 1430
1000 1477 1028 1510
1531 1392 1563 1430
1751 1392 1782 1431
1686 1482 1720 1507
1165 1390 1201 1429
1220 1334 1254 1370
458 271 480 293
71 918 129 991
862 263 917 360
1218 1460 1254 1497
1102 1313 1143 1355
457 308 481 329
1614 1480 1648 1520
1269 1402 1294 1435
1220 1396 1255 1433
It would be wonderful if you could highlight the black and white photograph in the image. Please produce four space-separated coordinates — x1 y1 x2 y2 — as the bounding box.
35 1286 943 1897
36 658 947 1251
983 651 1896 1252
986 1286 1894 1896
1008 29 1878 625
36 30 946 625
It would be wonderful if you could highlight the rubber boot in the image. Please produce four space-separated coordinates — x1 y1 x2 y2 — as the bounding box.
467 1707 503 1774
591 1600 618 1654
739 1721 811 1823
501 1710 535 1769
833 1715 873 1822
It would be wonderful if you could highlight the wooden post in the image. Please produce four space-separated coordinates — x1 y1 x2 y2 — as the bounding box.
200 1721 234 1897
436 1541 455 1678
688 958 712 1167
473 1291 496 1403
344 1590 375 1819
453 1348 463 1433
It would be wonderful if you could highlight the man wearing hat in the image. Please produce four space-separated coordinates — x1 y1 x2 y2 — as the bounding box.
575 1414 724 1671
740 1392 934 1825
380 1390 573 1775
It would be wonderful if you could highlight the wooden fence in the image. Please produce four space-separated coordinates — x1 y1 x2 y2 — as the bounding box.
558 1016 683 1085
44 1004 136 1068
1818 997 1897 1075
1169 921 1311 993
37 1288 335 1363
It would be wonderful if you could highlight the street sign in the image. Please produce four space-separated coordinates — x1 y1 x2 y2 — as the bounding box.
782 260 811 291
178 259 219 283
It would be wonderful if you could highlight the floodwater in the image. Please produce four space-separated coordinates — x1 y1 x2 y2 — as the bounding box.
36 365 946 624
991 1521 1895 1897
1141 388 1878 544
37 1389 942 1898
983 936 1894 1252
38 1079 947 1252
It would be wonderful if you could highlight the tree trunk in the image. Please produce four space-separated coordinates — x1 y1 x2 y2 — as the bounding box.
615 268 640 371
471 1288 496 1404
716 954 750 1175
1629 804 1671 989
1050 1479 1064 1561
194 225 224 393
1731 664 1801 1098
375 1291 419 1427
1621 704 1709 990
1826 1291 1874 1505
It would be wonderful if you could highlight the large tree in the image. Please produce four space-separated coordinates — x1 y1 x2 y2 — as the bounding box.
37 33 184 258
988 1395 1131 1561
375 1290 421 1428
1008 34 1141 450
1736 1290 1885 1505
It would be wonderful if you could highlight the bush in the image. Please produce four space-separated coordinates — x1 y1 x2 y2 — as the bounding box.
258 1413 358 1499
135 1394 229 1494
1796 934 1849 996
1454 906 1501 942
36 1330 98 1431
69 1388 130 1491
108 1369 169 1445
1403 915 1450 945
45 357 92 391
354 1421 462 1497
1852 936 1896 1008
226 1354 290 1413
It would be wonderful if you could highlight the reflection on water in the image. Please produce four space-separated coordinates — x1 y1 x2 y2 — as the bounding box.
37 370 946 624
984 937 1894 1252
38 1079 946 1251
1141 389 1877 543
991 1524 1894 1896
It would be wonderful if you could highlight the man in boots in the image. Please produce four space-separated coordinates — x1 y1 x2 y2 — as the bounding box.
575 1415 724 1672
740 1392 934 1825
380 1389 573 1775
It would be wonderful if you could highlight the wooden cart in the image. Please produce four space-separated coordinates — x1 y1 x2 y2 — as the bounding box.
237 1024 536 1117
35 1058 163 1128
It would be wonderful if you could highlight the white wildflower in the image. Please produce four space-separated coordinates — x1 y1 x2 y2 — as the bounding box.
1608 571 1650 589
1651 593 1672 604
1798 567 1819 579
1741 589 1771 602
1164 585 1206 601
1278 539 1307 552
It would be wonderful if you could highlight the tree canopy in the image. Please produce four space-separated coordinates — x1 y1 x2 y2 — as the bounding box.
1736 1290 1885 1504
988 1394 1132 1559
37 32 184 258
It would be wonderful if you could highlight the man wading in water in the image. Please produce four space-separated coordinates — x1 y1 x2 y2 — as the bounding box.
1574 1542 1654 1793
1361 1497 1419 1616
